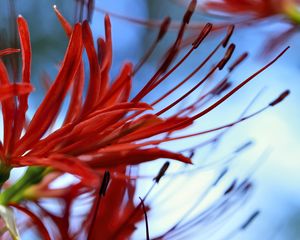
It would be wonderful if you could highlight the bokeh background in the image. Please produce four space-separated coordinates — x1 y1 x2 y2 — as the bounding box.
0 0 299 239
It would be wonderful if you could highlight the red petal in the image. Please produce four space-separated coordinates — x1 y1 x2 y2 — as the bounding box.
0 60 16 153
98 63 132 107
63 62 84 124
11 16 32 146
28 102 151 156
87 102 152 119
98 16 113 99
0 48 20 57
80 21 102 115
12 154 99 187
102 15 112 72
53 6 85 125
118 116 192 143
0 83 33 101
9 204 51 240
17 16 31 85
53 5 73 36
84 148 192 168
15 24 83 156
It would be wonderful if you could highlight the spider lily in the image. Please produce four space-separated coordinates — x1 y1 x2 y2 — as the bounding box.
0 0 290 239
198 0 300 53
201 0 297 19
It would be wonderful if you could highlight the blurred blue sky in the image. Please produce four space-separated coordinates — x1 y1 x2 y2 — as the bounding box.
1 0 300 239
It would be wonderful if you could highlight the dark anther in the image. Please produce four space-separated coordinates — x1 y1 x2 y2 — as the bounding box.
99 171 110 197
228 52 248 72
183 0 197 24
218 43 236 70
157 17 171 41
192 23 213 49
153 161 170 183
213 168 228 186
212 79 231 95
241 211 260 230
224 179 237 195
269 90 290 106
222 25 235 47
234 141 253 153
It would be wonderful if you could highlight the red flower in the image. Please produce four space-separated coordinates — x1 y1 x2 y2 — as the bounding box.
202 0 285 18
199 0 300 53
0 1 290 239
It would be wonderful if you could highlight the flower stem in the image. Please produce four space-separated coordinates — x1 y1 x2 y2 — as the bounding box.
284 2 300 24
0 166 48 205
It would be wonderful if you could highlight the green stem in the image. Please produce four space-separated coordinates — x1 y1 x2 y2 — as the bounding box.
284 3 300 25
0 166 48 205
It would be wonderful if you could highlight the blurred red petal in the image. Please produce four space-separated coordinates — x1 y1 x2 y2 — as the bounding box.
0 48 20 56
84 148 192 168
0 83 33 101
12 154 99 187
9 204 51 240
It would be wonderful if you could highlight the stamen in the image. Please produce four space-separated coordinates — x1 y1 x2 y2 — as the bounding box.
160 176 251 239
153 161 170 183
224 179 237 195
222 25 234 47
183 0 197 24
160 166 230 238
132 0 198 102
239 180 253 193
213 168 228 186
269 89 290 106
87 0 94 22
155 64 219 116
211 78 231 96
133 17 171 75
150 26 233 108
192 23 213 48
93 2 210 31
189 150 195 159
241 210 260 230
87 171 110 240
74 0 94 22
157 17 172 41
113 100 276 149
218 43 236 70
234 141 253 153
99 171 110 196
111 161 172 239
228 52 248 72
171 47 288 131
139 197 150 240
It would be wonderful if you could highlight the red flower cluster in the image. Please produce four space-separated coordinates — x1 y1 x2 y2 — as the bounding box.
202 0 286 18
199 0 300 53
0 1 290 239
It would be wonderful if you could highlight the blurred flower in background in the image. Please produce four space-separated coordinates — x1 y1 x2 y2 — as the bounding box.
0 0 297 240
198 0 300 53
